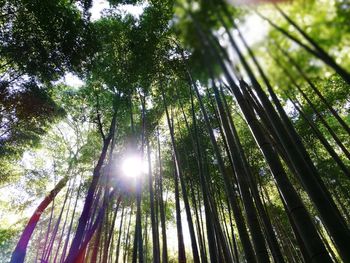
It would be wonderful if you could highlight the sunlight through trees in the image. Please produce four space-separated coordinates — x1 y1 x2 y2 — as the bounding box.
1 0 350 262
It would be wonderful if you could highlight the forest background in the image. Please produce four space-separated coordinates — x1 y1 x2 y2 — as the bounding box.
1 0 350 262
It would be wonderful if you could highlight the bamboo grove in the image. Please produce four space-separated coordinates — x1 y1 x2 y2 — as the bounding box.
1 0 350 262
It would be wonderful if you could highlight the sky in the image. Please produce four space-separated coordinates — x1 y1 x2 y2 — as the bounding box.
90 0 110 21
90 0 147 21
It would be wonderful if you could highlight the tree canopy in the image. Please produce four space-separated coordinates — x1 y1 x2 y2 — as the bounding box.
1 0 350 262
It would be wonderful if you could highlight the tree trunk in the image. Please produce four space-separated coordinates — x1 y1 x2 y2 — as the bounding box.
290 98 350 178
115 205 125 263
211 79 270 263
146 137 161 263
207 21 350 261
161 86 200 263
156 129 169 263
198 23 333 262
11 176 69 263
65 112 117 263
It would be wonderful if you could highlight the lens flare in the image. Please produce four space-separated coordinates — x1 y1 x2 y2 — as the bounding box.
121 155 148 178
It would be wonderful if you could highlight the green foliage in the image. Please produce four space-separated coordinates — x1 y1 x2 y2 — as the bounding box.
0 0 96 183
0 81 65 181
0 228 20 261
0 0 95 81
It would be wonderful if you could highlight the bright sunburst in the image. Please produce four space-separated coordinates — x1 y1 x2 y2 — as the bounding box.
121 155 148 178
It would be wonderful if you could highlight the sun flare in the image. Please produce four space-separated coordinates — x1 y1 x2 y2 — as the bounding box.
121 155 148 178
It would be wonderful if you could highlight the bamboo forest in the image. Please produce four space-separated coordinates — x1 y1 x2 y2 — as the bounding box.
1 0 350 262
